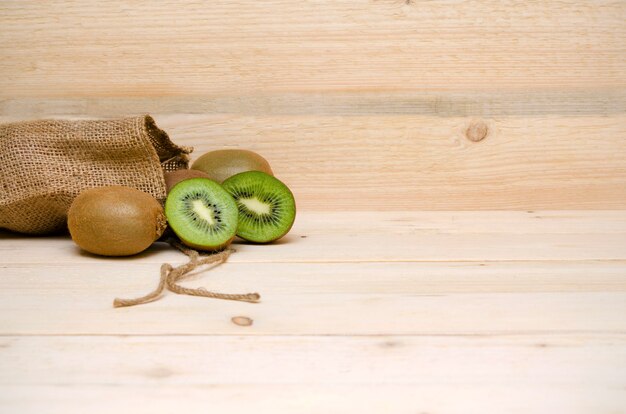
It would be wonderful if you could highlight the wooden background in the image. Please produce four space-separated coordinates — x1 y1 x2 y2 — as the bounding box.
1 0 625 210
1 2 626 413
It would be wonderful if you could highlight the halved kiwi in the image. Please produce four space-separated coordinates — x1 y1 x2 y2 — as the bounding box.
222 171 296 243
165 178 238 251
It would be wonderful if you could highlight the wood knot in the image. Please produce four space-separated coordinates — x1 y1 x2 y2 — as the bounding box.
465 121 489 142
231 316 253 327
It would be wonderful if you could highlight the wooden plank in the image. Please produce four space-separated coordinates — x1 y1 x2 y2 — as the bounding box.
147 114 626 211
0 335 624 413
2 384 625 414
3 259 626 332
17 211 626 238
1 335 624 385
5 210 626 239
2 114 625 210
1 1 624 97
1 2 625 210
2 91 626 117
3 261 626 295
1 261 625 334
1 211 624 335
2 212 626 264
1 291 623 335
2 229 626 263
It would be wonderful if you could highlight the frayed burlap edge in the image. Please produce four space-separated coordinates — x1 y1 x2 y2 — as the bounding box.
143 115 193 173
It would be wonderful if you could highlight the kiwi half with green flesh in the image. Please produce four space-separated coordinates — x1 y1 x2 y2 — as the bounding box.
222 171 296 243
191 149 273 183
165 178 238 251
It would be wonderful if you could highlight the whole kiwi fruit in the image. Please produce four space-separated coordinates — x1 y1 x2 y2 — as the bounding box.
68 186 167 256
191 149 273 183
164 169 210 193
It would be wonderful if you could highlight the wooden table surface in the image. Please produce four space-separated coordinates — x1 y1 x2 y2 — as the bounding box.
1 210 625 413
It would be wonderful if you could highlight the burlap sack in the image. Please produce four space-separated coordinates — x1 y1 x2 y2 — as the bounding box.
0 115 192 234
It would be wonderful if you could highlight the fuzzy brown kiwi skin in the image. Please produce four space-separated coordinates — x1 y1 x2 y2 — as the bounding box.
164 169 210 193
191 149 273 183
68 186 166 256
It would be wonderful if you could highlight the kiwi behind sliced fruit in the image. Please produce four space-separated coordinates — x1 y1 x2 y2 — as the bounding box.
165 178 238 251
222 171 296 243
191 149 273 183
68 186 166 256
164 169 210 193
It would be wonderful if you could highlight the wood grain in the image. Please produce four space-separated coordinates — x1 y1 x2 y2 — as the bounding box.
5 261 626 295
160 114 625 211
1 1 624 96
2 212 626 264
3 384 625 414
0 210 625 412
1 335 625 413
3 335 624 385
1 1 625 209
1 212 625 335
1 1 626 410
2 288 626 335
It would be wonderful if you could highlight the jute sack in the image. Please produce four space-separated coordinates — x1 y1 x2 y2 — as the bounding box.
0 115 191 234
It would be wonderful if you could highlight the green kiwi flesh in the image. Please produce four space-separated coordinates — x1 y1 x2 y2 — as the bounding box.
191 149 273 183
165 178 238 251
68 186 166 256
222 171 296 243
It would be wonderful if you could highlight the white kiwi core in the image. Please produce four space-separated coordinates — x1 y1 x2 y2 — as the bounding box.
192 199 215 225
240 197 271 215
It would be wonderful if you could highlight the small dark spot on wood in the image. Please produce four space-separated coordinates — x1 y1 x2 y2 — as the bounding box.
479 263 486 266
536 343 549 348
405 0 413 4
0 343 10 349
232 316 253 327
380 340 401 348
145 366 174 379
301 235 307 238
527 210 534 214
465 121 489 142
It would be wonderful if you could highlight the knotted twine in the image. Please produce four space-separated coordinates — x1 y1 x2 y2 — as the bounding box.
113 238 261 308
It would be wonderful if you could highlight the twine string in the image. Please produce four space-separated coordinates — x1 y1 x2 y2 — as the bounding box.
113 239 260 308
